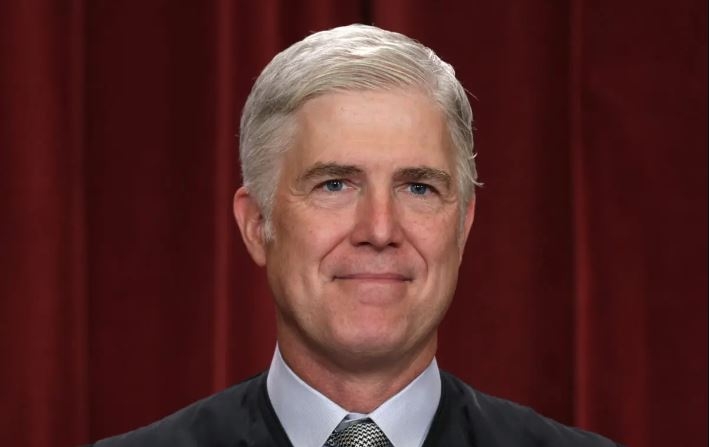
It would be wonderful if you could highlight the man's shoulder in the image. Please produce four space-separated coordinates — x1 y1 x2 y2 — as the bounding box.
430 371 622 447
91 371 290 447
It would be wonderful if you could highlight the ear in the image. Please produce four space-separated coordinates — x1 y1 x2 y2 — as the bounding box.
233 186 267 267
459 195 476 251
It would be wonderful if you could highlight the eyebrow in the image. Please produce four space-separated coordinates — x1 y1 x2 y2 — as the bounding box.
298 162 364 183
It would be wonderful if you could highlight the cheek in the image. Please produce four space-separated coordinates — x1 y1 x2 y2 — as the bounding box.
273 206 354 272
404 209 461 257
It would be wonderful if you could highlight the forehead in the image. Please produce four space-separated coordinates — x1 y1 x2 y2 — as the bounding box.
284 89 454 171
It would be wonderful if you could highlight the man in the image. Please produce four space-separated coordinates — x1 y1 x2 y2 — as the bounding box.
91 25 621 446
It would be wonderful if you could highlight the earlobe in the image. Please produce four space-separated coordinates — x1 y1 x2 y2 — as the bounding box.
233 187 267 266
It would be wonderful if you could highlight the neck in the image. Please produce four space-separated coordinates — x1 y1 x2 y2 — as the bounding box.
278 333 437 413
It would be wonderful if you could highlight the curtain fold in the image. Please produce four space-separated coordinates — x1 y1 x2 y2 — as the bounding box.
570 1 708 443
0 1 90 445
1 1 705 446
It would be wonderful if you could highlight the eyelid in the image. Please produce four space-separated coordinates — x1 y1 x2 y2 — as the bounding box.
317 177 350 185
413 181 438 189
299 164 363 184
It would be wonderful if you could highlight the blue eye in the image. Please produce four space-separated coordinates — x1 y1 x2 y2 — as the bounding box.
409 183 430 195
323 180 344 192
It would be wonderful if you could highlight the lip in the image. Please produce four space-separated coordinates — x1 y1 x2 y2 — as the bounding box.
334 273 411 282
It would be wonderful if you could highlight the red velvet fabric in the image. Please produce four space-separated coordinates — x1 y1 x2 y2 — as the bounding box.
1 1 705 446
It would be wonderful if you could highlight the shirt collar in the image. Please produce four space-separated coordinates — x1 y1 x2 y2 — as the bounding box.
266 346 441 447
368 359 441 447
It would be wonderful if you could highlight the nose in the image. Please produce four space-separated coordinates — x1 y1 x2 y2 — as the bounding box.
350 187 404 249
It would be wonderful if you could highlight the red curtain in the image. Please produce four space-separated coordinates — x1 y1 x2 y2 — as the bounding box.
1 1 705 446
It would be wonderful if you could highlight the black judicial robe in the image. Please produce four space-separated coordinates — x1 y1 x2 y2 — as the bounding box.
91 371 622 447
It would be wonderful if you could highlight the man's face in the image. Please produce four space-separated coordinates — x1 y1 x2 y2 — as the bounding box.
250 89 474 368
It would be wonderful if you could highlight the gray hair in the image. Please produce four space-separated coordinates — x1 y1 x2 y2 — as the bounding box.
239 24 480 237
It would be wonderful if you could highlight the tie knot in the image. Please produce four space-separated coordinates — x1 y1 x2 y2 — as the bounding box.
326 419 392 447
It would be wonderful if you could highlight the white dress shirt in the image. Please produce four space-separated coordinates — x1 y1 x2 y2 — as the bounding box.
266 347 441 447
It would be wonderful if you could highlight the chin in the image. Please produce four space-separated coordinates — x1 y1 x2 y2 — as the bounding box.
328 324 411 359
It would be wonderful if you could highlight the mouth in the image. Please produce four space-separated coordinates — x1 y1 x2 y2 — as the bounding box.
333 273 412 282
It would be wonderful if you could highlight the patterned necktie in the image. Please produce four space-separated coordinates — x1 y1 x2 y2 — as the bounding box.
325 419 392 447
